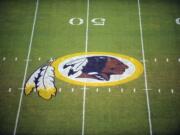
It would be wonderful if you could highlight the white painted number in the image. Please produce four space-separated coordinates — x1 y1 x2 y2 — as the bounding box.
69 18 84 25
176 18 180 25
69 18 106 26
91 18 106 26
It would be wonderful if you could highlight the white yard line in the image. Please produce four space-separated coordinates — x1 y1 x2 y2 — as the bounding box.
137 0 153 135
82 0 90 135
13 0 39 135
85 0 89 53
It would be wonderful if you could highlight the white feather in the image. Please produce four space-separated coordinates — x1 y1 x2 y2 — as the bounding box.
24 67 41 95
37 65 57 100
72 58 88 71
64 58 88 74
66 58 86 65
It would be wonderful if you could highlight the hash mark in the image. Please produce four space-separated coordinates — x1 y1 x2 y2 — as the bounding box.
72 88 74 92
2 57 6 61
15 57 18 61
96 88 99 92
154 58 157 62
108 88 111 92
133 88 136 93
59 88 61 92
171 89 174 94
166 58 169 62
158 89 161 93
38 57 41 61
8 88 12 93
121 88 124 93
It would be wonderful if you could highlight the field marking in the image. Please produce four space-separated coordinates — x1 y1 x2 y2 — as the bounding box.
38 57 41 61
133 88 136 93
8 88 12 93
121 88 124 93
15 57 18 61
82 0 89 135
69 18 84 25
13 0 39 135
158 89 161 93
137 0 153 135
166 58 169 62
171 89 174 94
85 0 89 53
2 57 6 61
58 88 62 92
154 58 157 62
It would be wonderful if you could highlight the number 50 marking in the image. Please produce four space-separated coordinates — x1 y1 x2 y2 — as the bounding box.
69 18 106 26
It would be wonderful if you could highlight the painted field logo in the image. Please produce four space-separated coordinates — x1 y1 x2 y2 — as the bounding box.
24 52 143 100
52 52 143 86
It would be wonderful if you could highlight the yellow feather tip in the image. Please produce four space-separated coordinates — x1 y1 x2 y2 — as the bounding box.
25 84 35 95
38 88 56 100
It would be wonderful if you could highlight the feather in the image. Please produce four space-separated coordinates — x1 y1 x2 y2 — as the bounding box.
63 57 88 76
36 65 57 100
24 67 42 95
24 60 57 100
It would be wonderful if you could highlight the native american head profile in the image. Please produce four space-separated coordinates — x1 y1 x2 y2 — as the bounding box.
63 56 129 81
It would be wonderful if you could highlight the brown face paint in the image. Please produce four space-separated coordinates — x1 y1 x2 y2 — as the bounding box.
102 57 128 75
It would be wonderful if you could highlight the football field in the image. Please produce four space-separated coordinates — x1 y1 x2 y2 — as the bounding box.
0 0 180 135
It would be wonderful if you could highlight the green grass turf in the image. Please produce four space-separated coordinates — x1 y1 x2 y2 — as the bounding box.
0 0 37 134
141 0 180 134
0 0 179 135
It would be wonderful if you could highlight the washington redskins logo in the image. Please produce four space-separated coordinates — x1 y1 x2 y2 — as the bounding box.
52 52 143 86
24 52 143 100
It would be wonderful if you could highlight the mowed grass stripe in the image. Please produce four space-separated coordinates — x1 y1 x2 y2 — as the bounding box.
0 0 40 134
140 0 180 134
137 0 153 135
16 0 86 134
13 0 39 135
85 0 150 134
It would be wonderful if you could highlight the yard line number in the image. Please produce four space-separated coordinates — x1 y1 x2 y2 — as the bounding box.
69 17 106 26
176 18 180 25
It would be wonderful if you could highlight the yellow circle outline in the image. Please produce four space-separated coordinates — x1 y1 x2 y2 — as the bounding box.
52 52 143 87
